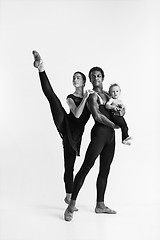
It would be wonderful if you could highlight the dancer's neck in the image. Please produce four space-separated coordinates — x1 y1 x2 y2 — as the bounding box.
73 87 84 97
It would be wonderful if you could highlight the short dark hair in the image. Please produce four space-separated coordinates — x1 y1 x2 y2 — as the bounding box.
88 67 105 81
74 71 86 84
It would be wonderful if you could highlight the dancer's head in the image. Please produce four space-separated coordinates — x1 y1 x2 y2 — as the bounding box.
109 83 121 99
88 67 105 88
73 72 86 88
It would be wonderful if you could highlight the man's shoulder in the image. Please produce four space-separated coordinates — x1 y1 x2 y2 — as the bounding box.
88 92 98 101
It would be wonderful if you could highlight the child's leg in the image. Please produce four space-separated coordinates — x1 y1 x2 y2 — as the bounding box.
110 114 129 141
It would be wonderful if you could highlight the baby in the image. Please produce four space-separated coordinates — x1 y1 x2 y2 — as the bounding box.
105 83 132 145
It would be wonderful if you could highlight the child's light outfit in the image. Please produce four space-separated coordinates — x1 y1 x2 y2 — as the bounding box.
108 98 129 142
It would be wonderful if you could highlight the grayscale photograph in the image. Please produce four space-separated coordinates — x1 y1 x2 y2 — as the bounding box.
0 0 159 239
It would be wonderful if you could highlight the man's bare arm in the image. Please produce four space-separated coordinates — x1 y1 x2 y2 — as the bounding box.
87 93 119 129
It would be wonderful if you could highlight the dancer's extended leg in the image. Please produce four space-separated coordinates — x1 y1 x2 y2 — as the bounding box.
32 50 66 135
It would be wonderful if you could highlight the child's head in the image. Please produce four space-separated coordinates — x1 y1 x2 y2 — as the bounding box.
109 83 121 99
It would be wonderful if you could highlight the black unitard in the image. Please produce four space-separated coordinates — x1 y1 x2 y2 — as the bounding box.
39 71 90 193
71 105 115 202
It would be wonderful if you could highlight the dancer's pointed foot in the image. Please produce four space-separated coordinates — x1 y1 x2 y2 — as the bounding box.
32 50 44 71
64 197 78 211
64 195 71 204
95 206 117 214
32 50 41 67
64 208 74 221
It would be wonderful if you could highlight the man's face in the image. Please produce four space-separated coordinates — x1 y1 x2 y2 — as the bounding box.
90 70 103 87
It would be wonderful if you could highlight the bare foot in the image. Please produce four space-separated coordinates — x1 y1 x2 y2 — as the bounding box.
122 136 132 146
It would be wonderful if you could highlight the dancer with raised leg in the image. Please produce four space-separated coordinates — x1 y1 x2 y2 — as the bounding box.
32 51 93 206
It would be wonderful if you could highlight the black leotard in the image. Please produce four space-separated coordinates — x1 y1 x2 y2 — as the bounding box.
39 71 91 193
66 94 90 155
39 71 90 156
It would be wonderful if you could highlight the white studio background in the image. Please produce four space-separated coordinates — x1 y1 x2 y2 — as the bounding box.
0 0 160 239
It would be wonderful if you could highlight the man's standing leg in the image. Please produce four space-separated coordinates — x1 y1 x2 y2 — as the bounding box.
95 137 117 214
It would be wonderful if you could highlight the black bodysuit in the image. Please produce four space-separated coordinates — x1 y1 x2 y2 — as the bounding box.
71 101 116 202
39 71 90 193
66 94 91 156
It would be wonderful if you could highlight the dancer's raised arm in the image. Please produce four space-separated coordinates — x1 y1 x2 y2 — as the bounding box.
67 90 93 118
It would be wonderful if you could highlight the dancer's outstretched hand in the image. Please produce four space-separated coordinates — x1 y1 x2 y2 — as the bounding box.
84 89 94 98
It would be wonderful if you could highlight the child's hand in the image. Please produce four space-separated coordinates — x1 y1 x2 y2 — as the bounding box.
111 104 125 116
117 104 125 109
112 106 119 111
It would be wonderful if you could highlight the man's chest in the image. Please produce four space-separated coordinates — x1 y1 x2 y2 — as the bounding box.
97 92 108 104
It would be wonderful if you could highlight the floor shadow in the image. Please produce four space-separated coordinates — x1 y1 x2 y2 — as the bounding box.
29 203 65 219
77 204 94 213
